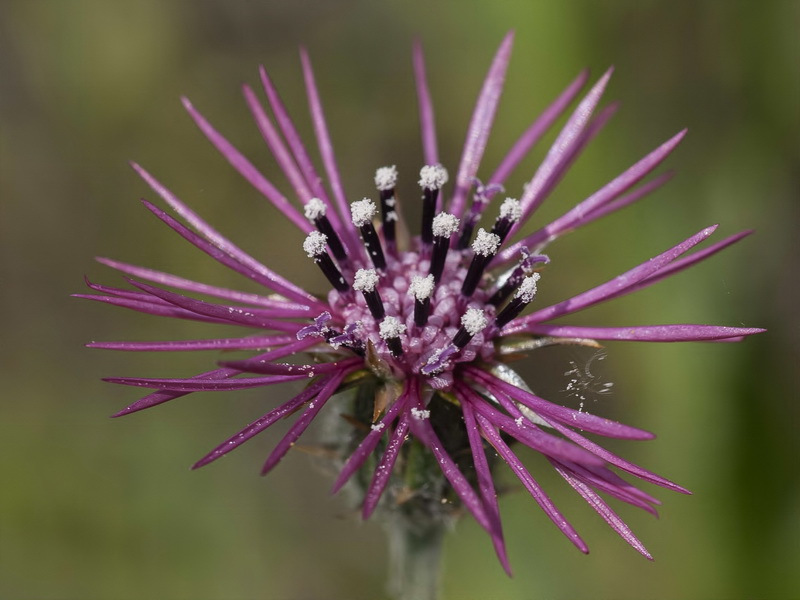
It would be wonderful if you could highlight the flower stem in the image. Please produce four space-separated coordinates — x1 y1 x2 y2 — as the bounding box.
386 516 446 600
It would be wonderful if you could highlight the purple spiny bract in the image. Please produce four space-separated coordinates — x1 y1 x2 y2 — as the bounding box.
80 32 764 573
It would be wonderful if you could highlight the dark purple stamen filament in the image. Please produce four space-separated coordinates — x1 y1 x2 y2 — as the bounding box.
421 188 438 246
408 274 435 328
362 223 385 269
462 257 490 297
350 199 386 270
379 316 406 357
375 166 398 249
491 217 514 245
386 337 403 357
489 250 549 306
379 189 397 247
316 254 349 292
452 328 473 349
492 217 514 242
490 279 520 307
430 237 449 283
304 198 347 261
457 213 481 250
414 298 431 327
454 308 489 349
354 268 386 320
364 290 385 319
489 198 521 246
462 229 501 297
304 232 349 293
495 297 526 329
315 215 346 260
418 165 448 247
429 212 459 284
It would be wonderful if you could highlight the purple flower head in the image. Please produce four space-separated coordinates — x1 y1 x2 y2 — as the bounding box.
80 32 764 574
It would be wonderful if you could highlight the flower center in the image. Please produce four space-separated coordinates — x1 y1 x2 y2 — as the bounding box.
329 246 496 388
300 164 543 390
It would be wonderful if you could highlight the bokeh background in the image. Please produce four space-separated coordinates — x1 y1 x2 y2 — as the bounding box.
1 1 798 598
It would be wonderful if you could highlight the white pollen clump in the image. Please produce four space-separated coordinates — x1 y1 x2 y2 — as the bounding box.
431 212 460 238
374 165 398 191
514 273 541 303
303 197 326 221
379 316 406 339
411 407 431 420
408 274 435 301
515 416 524 427
303 231 328 257
386 210 398 222
499 197 522 222
350 198 377 227
461 308 488 336
418 164 449 190
371 422 386 432
471 228 501 256
353 268 379 292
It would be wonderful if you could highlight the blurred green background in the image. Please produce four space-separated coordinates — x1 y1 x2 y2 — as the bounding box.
1 1 798 598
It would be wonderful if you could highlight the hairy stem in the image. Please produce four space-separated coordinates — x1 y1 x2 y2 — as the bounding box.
386 516 446 600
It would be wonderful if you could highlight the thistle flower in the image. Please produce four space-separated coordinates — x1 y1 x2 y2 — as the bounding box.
80 31 763 580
